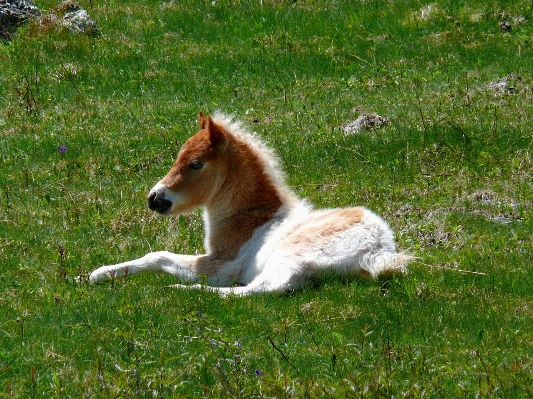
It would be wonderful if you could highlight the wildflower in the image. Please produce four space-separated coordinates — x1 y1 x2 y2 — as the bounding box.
255 369 264 376
58 145 68 154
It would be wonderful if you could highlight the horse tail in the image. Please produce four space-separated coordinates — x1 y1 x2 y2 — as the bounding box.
364 252 414 278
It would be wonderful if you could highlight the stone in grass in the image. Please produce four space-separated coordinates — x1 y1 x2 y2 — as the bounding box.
58 0 99 36
55 0 81 15
342 113 388 135
62 8 99 36
498 21 512 31
488 74 517 95
0 0 41 40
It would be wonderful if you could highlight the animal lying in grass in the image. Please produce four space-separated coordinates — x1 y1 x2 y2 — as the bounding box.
89 112 411 295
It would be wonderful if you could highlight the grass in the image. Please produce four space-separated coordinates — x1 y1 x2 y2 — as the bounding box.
1 0 533 396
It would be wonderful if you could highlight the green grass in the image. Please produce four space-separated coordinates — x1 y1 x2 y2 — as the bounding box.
1 0 533 396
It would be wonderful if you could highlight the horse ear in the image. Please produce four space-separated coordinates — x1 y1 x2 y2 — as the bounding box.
198 111 208 129
207 116 226 147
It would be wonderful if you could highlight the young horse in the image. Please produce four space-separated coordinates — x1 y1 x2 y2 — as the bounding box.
89 112 411 295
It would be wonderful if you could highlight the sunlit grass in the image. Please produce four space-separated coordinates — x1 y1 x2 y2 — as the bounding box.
1 0 533 396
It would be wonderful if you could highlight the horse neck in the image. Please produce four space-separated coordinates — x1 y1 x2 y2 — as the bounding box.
202 142 291 259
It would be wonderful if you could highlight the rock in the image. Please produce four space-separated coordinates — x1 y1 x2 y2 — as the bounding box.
498 21 512 31
0 0 41 40
62 8 99 36
342 113 388 135
0 0 99 39
516 16 527 25
488 74 516 95
55 0 81 15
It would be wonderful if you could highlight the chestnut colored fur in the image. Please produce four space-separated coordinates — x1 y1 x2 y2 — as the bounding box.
89 112 410 295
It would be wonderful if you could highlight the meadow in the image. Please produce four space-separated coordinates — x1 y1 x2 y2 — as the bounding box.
1 0 533 396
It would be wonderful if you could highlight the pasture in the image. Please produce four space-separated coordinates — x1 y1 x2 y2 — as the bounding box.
1 0 533 396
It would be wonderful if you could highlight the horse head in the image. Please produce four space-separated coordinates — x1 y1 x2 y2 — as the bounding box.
147 112 228 215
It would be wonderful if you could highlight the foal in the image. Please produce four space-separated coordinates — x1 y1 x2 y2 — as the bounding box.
89 112 410 295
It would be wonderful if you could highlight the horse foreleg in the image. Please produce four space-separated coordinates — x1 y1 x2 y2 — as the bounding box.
171 260 301 296
88 251 202 283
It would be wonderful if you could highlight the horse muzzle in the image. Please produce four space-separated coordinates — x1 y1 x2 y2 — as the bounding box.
147 185 173 214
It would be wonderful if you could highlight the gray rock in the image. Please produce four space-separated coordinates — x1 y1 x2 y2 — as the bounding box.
342 113 388 135
62 8 99 36
0 0 41 40
488 75 516 95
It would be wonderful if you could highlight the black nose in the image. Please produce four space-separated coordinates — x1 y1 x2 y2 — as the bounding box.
147 191 172 214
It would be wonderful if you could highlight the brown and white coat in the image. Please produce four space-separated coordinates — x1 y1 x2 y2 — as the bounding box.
89 112 410 295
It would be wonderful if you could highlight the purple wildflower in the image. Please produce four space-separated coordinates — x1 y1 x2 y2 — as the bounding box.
255 369 264 376
58 145 68 154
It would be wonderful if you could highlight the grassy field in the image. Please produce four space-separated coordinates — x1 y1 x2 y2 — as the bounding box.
1 0 533 396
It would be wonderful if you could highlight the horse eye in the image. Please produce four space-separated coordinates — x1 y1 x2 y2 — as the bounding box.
189 160 203 170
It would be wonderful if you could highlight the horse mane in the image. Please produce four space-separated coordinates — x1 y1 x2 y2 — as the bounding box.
211 112 299 208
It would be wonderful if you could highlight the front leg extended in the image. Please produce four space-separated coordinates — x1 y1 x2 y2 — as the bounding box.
88 251 202 284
